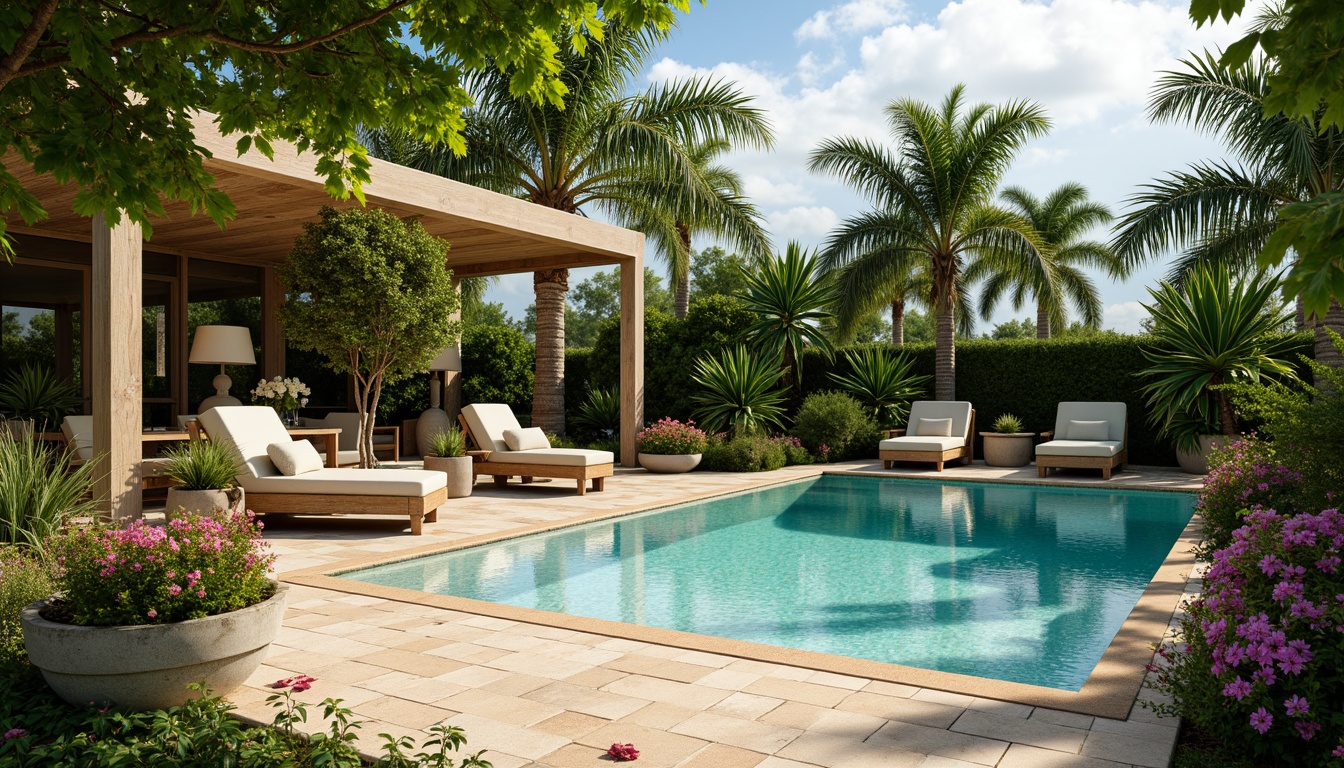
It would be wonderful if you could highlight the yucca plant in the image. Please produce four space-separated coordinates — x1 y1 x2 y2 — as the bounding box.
1139 264 1298 452
163 440 238 491
691 345 788 435
0 436 99 553
429 426 466 459
830 346 929 427
992 413 1025 433
573 387 622 437
739 242 837 390
0 365 81 433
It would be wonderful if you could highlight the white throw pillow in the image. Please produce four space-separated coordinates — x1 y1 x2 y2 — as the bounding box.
915 417 954 437
503 427 550 452
1067 420 1111 441
267 440 324 476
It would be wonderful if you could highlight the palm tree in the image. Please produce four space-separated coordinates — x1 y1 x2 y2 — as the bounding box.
739 242 836 391
1111 52 1344 367
826 254 975 345
967 183 1122 338
366 26 773 433
809 85 1051 399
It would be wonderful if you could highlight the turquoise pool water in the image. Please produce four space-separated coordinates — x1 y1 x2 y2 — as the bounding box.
342 476 1195 690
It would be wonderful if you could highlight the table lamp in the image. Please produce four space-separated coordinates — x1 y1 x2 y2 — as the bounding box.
190 325 256 412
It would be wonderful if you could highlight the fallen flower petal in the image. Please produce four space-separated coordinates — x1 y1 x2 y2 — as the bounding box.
608 742 640 761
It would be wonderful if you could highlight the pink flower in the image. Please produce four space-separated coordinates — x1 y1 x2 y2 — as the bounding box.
3 729 27 740
1295 721 1320 741
608 742 640 761
1284 695 1309 716
270 675 316 692
146 609 157 619
1249 707 1273 734
169 584 182 596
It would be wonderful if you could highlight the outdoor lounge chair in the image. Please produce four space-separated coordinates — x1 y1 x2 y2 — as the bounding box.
197 406 446 534
1035 402 1128 480
458 403 614 495
879 401 975 471
60 415 175 489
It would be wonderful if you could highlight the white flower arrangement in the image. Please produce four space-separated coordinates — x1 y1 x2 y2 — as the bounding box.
250 376 311 413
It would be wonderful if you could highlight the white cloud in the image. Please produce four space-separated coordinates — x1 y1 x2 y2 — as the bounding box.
796 0 909 40
742 175 814 207
1104 301 1150 333
767 206 841 241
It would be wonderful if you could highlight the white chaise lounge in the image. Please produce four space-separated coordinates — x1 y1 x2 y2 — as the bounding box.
60 415 174 489
459 403 614 495
1035 402 1127 480
197 406 446 534
879 401 975 471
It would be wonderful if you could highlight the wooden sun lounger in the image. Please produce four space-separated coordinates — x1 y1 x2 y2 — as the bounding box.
457 414 612 496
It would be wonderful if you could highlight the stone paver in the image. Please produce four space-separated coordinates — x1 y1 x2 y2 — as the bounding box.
214 462 1196 767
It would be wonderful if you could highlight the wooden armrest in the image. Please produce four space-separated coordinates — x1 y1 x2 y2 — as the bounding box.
1040 430 1054 441
372 426 399 436
883 428 907 438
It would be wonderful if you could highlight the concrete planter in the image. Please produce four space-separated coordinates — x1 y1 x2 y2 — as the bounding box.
639 453 702 474
21 584 288 711
424 455 473 498
980 432 1034 468
1176 434 1225 475
164 487 244 520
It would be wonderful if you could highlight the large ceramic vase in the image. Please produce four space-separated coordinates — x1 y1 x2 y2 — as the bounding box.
21 584 288 711
1176 434 1225 475
416 407 453 459
639 453 702 474
979 432 1034 468
424 455 473 498
164 487 244 520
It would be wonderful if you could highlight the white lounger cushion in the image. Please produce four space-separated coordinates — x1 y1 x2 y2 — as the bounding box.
504 427 550 451
879 436 965 452
1066 420 1110 441
1051 402 1126 443
267 440 323 476
244 468 446 495
461 404 521 453
488 448 615 467
905 401 973 440
1036 440 1124 458
61 415 94 461
914 417 953 437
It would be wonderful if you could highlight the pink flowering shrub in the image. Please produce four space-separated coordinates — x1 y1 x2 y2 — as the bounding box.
1196 438 1305 559
51 511 275 626
1151 507 1344 765
636 418 708 455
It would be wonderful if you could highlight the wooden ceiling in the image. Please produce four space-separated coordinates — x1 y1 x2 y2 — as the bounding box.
3 117 643 278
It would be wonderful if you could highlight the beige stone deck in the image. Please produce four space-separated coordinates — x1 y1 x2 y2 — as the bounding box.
227 461 1202 768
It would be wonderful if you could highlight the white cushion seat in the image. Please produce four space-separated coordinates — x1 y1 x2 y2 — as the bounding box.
1035 440 1123 458
878 436 965 453
61 415 93 461
460 403 614 495
244 469 446 496
487 448 615 467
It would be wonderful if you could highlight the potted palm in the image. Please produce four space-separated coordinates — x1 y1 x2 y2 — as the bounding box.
163 439 243 518
21 512 284 711
0 364 81 438
980 413 1034 467
1139 265 1298 474
637 418 709 473
424 426 473 498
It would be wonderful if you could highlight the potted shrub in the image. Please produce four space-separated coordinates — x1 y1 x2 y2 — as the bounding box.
21 512 284 711
424 426 473 498
0 364 81 438
637 418 708 473
980 413 1034 467
162 439 242 519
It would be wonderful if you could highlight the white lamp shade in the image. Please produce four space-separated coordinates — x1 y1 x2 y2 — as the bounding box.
430 345 461 372
189 325 256 365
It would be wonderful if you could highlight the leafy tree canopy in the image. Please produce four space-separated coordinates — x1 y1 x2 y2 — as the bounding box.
987 318 1036 340
0 0 692 256
567 267 672 347
690 246 753 300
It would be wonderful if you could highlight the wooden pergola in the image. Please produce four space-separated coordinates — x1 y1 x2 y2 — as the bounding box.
3 116 645 520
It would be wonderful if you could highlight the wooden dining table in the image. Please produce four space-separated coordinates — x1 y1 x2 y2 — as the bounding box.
141 427 343 468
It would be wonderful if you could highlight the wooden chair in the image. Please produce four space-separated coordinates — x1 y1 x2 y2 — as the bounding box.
458 404 613 496
1035 402 1128 480
879 401 975 471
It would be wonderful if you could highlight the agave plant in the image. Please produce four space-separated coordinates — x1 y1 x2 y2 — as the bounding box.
1139 264 1299 452
830 346 929 427
739 242 837 390
428 426 466 459
690 346 787 435
992 413 1025 433
573 387 622 438
0 365 81 432
0 436 100 553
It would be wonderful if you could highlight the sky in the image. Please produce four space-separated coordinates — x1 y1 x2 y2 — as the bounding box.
482 0 1259 334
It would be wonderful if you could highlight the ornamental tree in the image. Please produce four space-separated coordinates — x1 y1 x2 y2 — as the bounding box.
0 0 691 256
279 206 459 468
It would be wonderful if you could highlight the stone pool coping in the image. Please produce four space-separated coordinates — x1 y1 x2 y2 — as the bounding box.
282 469 1201 721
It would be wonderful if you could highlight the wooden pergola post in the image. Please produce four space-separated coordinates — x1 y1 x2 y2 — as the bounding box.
91 213 144 520
619 251 645 467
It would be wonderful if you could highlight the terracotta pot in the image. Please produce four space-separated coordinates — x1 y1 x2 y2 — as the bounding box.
424 455 473 498
979 432 1034 468
164 487 244 520
639 453 702 474
1176 434 1225 475
22 584 288 711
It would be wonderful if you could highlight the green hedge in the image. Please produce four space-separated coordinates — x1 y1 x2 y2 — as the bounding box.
461 324 534 414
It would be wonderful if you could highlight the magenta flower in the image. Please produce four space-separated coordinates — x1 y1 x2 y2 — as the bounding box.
608 742 640 761
271 675 316 692
147 609 157 619
1249 707 1273 734
1222 677 1252 700
1284 695 1309 716
1295 721 1320 741
3 729 27 740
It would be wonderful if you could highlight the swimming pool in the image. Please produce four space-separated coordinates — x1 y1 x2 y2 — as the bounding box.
341 475 1195 690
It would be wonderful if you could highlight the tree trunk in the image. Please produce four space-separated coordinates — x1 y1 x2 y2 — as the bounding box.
935 307 956 400
533 268 569 435
1314 298 1344 386
674 222 692 319
891 300 904 345
1036 301 1050 339
1297 295 1309 332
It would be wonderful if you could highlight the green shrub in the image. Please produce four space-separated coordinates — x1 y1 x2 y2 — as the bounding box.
461 324 533 412
700 433 788 472
992 413 1024 433
428 426 465 458
0 548 56 650
0 364 81 432
163 439 238 490
830 346 928 427
0 436 99 553
791 391 879 461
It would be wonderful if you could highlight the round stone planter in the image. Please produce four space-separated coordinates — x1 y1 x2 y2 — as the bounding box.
424 455 474 498
979 432 1035 468
21 584 288 711
164 487 244 520
639 453 702 474
1176 434 1225 475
